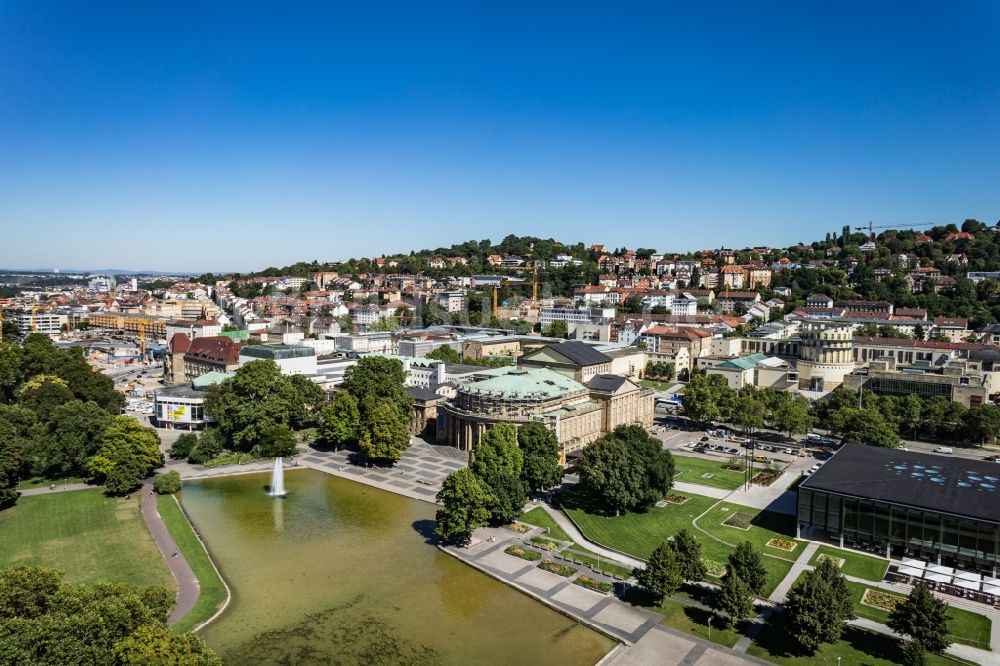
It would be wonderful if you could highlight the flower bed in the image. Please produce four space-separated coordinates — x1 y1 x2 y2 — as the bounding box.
530 536 560 552
861 588 903 613
703 558 727 578
723 512 754 530
751 470 781 486
665 494 689 505
539 560 578 577
505 545 542 562
815 553 845 568
507 522 531 533
573 575 613 594
765 538 797 552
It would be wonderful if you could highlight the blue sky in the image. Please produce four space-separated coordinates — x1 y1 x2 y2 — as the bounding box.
1 2 998 272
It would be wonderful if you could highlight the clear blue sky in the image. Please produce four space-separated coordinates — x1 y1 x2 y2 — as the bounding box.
1 2 998 273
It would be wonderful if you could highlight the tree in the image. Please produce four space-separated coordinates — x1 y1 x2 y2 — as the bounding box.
372 315 399 332
888 581 951 656
717 572 754 627
481 471 526 525
784 557 855 653
168 433 199 460
636 541 683 600
898 394 924 439
341 356 412 421
517 422 563 492
85 416 164 495
771 395 815 438
0 405 36 508
671 529 706 582
831 408 900 448
357 401 410 463
961 405 1000 447
16 374 75 414
543 320 568 339
319 391 361 448
435 469 494 544
578 437 648 515
254 424 297 458
471 424 523 480
204 360 303 451
725 542 767 596
153 471 181 495
288 375 325 429
425 345 461 363
681 374 727 424
112 625 221 666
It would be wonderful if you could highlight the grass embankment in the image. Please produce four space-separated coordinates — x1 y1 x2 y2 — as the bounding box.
808 545 888 582
156 494 229 632
518 506 572 541
672 454 746 491
0 490 172 589
563 491 797 596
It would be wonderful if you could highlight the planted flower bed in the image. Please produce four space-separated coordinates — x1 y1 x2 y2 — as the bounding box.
703 558 727 578
665 494 689 505
539 560 578 577
505 545 542 562
751 470 782 486
765 538 797 552
723 512 754 530
529 536 560 551
861 588 903 613
574 575 613 594
507 522 531 533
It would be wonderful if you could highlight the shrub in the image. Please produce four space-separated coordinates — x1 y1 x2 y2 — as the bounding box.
153 471 181 495
505 545 542 562
574 575 613 593
539 560 578 577
530 536 560 551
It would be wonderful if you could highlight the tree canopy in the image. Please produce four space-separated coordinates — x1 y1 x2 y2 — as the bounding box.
784 557 854 653
578 425 674 515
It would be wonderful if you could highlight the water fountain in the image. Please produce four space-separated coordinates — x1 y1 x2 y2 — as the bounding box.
269 457 287 497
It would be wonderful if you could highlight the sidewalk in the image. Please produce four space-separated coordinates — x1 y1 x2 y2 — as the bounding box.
18 482 92 496
139 482 200 625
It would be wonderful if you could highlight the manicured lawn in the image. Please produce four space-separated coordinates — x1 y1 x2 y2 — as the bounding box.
562 491 795 597
808 545 888 582
560 546 634 579
847 581 991 650
16 475 86 490
0 489 172 589
157 494 229 633
673 454 746 490
518 506 572 542
640 379 674 390
696 502 804 562
657 598 742 648
750 618 966 666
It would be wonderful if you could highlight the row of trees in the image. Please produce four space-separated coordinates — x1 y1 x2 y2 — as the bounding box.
0 565 219 665
682 375 815 438
644 361 675 381
0 336 163 506
435 422 562 543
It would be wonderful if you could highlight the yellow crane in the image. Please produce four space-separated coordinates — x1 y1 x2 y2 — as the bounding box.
137 319 147 360
491 285 499 319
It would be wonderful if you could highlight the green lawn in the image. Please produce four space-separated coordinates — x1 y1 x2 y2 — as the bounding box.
808 545 888 582
847 581 991 650
0 489 172 590
640 379 674 391
156 494 229 632
749 618 967 666
518 506 572 542
657 598 742 648
560 546 635 579
562 490 795 597
16 476 86 490
695 502 805 562
673 454 746 490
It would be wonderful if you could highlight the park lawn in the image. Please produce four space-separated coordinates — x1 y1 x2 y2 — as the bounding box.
808 545 888 582
696 502 804 562
640 379 673 391
749 619 967 666
17 475 86 490
658 598 742 648
518 506 572 542
847 581 991 650
672 454 746 491
560 546 634 579
156 494 229 633
0 489 172 590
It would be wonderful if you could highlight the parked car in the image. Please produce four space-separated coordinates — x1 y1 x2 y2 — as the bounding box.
934 447 954 454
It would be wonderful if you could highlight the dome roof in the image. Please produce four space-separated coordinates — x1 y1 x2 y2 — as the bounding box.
971 348 1000 363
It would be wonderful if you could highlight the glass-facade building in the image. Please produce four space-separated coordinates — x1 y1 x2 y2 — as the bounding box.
797 445 1000 571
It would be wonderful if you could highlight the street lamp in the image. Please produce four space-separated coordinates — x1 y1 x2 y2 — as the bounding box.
707 614 712 640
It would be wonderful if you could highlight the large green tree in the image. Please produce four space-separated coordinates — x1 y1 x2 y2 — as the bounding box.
830 408 900 448
888 581 951 657
784 557 855 653
435 469 494 544
0 405 35 507
85 416 163 495
341 356 412 419
204 360 302 450
319 391 361 448
637 541 682 600
471 424 523 480
725 542 767 597
681 374 727 424
517 422 563 492
357 401 410 463
717 572 754 627
771 394 815 438
671 529 707 582
25 400 112 478
16 374 75 414
578 437 648 516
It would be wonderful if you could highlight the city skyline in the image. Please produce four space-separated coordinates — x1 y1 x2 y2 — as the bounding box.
1 2 998 272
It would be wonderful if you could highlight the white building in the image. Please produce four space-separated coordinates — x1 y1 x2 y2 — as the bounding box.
436 291 466 313
165 319 223 342
14 312 68 336
238 343 317 376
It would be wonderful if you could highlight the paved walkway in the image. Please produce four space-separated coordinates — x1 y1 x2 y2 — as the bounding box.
671 480 731 500
18 482 92 496
138 481 200 625
539 504 646 570
767 541 819 603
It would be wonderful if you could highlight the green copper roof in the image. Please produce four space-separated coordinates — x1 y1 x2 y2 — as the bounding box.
462 366 586 399
717 353 770 370
192 371 235 388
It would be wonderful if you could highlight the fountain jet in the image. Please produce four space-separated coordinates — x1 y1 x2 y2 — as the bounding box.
269 457 287 497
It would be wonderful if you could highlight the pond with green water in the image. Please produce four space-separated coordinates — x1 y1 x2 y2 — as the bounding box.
182 469 614 664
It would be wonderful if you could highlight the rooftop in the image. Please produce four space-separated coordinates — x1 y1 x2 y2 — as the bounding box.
240 343 316 360
801 445 1000 524
462 366 586 400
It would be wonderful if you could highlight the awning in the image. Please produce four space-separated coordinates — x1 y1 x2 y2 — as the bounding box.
954 578 981 591
983 584 1000 595
985 577 1000 587
926 564 955 576
924 572 952 583
954 571 983 583
901 558 927 569
898 565 925 577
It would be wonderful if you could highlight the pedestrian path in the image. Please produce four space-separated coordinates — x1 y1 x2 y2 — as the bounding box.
18 482 92 496
767 541 818 602
539 504 645 570
139 482 200 625
671 480 731 500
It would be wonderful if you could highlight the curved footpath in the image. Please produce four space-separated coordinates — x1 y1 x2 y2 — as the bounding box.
139 481 200 625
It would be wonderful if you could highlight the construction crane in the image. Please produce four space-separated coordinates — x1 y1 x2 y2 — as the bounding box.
491 285 499 319
853 221 909 241
137 319 147 360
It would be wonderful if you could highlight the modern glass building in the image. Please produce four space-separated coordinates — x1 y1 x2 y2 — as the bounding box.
797 445 1000 572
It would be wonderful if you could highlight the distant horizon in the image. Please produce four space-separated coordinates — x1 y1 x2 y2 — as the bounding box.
2 3 997 272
